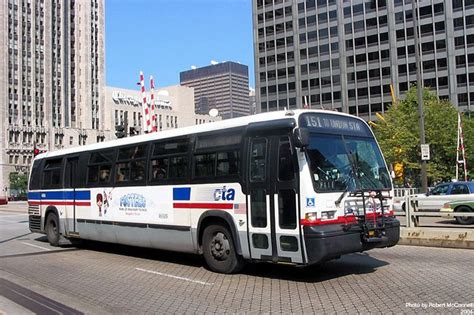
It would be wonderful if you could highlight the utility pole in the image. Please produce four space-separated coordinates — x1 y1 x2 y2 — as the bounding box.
412 0 428 192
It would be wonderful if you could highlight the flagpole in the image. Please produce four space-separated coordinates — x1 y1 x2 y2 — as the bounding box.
139 71 150 134
150 76 157 132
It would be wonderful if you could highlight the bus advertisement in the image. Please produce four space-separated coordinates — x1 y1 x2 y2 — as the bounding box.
28 110 399 273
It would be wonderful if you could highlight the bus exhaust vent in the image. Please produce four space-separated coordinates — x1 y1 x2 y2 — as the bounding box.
28 204 39 216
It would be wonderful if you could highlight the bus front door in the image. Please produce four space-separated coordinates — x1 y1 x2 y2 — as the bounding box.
247 135 303 264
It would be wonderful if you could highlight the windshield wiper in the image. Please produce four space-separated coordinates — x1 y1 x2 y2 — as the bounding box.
335 166 356 206
335 188 348 206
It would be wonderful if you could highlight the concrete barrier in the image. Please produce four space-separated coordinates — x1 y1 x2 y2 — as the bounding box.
399 227 474 249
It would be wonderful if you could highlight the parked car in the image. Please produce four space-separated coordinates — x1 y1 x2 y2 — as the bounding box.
440 200 474 225
400 181 474 211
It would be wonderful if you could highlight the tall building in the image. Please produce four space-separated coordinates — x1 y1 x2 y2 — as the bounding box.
253 0 474 119
106 85 221 137
0 0 109 194
180 61 250 119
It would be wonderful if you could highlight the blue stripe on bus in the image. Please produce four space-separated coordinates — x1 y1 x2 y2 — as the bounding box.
28 192 41 200
28 190 91 201
173 187 191 201
75 190 91 200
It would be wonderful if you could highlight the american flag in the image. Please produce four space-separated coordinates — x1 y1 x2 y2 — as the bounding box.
233 203 247 215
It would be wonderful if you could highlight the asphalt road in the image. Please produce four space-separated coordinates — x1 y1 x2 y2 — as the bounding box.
1 208 473 314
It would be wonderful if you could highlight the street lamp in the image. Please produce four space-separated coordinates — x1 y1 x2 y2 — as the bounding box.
412 0 428 192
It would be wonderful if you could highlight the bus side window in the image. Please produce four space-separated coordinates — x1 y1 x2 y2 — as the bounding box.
115 144 148 184
87 149 115 186
29 160 42 190
278 137 295 181
250 139 267 182
42 158 63 189
216 150 240 177
194 153 216 178
149 138 189 183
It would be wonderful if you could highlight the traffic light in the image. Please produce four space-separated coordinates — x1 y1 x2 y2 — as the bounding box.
33 145 46 157
115 125 126 138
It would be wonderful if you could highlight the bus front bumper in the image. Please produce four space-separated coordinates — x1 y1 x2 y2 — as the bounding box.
303 217 400 265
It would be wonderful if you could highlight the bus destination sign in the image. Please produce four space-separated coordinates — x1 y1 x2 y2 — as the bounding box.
300 113 371 137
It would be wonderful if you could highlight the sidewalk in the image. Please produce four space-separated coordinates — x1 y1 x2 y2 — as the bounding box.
0 201 27 214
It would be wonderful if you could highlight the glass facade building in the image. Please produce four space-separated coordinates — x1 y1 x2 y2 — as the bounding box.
253 0 474 119
180 62 250 119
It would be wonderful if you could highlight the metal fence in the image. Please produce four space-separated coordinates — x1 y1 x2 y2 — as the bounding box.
393 195 474 228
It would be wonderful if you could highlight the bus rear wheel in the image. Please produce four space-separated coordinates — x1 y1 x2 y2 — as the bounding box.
202 224 244 274
45 212 60 246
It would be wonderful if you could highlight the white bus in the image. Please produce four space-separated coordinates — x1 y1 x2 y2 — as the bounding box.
28 110 399 273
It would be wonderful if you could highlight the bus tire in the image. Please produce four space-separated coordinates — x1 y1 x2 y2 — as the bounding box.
202 224 244 274
45 212 60 246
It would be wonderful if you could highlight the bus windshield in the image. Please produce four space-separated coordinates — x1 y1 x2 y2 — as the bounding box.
306 133 392 193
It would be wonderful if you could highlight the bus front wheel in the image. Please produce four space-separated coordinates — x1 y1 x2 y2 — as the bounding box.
45 212 60 246
202 224 244 274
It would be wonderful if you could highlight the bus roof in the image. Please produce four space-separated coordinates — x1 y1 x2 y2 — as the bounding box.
34 109 367 160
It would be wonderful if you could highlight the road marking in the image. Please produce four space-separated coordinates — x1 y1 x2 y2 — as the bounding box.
20 242 52 251
135 267 213 286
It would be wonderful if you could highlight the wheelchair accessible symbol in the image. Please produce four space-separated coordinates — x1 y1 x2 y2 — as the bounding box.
306 197 315 207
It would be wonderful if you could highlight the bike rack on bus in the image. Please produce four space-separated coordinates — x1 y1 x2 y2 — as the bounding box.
347 189 392 243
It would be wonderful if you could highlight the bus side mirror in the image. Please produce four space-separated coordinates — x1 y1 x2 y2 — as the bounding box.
293 128 310 148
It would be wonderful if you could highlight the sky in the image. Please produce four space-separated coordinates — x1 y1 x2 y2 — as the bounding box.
105 0 254 90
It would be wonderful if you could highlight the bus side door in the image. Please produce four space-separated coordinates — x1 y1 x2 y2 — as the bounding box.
246 134 303 264
64 156 79 234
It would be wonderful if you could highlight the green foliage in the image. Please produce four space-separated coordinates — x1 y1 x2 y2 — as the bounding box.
9 172 28 196
373 86 473 186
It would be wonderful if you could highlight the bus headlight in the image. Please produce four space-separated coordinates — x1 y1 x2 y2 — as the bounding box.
304 212 318 223
321 211 336 220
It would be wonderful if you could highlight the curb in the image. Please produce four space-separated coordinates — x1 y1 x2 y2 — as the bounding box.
399 227 474 249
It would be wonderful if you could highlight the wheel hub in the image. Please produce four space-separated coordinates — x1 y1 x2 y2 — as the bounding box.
210 232 230 261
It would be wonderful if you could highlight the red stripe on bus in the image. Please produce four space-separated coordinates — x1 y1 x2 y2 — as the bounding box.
300 211 395 226
28 201 91 206
173 202 233 210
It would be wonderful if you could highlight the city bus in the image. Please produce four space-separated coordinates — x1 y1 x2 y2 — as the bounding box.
28 110 399 274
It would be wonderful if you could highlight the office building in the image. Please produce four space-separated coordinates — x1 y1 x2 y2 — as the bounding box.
107 85 221 137
253 0 474 119
0 0 109 194
180 61 250 119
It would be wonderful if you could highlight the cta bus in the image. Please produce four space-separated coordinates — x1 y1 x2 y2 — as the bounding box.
28 110 399 273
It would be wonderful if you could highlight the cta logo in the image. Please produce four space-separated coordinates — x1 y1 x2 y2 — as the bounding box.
214 186 235 201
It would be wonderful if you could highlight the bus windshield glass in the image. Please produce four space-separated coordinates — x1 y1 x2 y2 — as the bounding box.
299 113 391 193
306 134 391 192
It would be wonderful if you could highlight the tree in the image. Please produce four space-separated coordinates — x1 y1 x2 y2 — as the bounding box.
9 172 28 197
373 86 474 186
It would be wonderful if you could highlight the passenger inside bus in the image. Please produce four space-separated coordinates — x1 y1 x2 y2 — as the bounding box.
99 168 110 182
152 160 167 180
